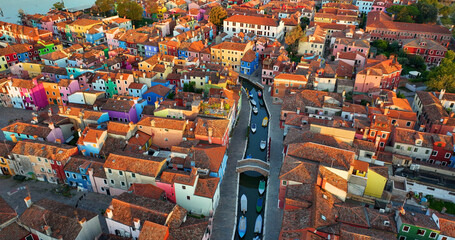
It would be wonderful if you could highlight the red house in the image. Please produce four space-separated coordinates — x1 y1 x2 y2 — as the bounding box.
166 41 180 57
0 46 18 67
403 38 448 66
195 118 230 146
430 134 453 164
355 113 392 151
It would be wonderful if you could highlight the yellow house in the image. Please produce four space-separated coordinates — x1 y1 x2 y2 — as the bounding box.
20 62 43 77
69 19 103 42
0 56 8 72
211 41 254 72
364 167 388 198
0 142 16 175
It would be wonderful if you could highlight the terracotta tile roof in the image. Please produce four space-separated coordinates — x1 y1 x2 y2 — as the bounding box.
194 176 219 198
281 89 342 112
393 127 435 149
0 222 31 239
19 199 96 240
138 221 169 240
188 41 205 52
11 78 36 89
10 43 34 54
352 139 375 152
128 183 165 200
145 84 171 97
128 82 145 90
105 153 165 178
194 118 229 139
403 37 447 52
0 196 16 225
339 224 397 240
168 218 209 240
126 130 152 148
384 109 416 122
334 203 369 228
435 212 455 237
71 18 102 26
416 91 449 124
166 205 187 229
211 41 248 52
399 211 438 230
312 187 341 229
225 14 280 27
241 49 257 62
109 192 175 226
0 141 16 158
98 233 132 240
367 11 451 35
64 156 89 173
280 155 318 183
102 98 135 111
41 50 68 61
189 144 226 172
107 121 132 136
138 116 187 131
287 142 355 170
366 208 396 233
284 129 355 152
77 127 106 144
12 140 77 163
275 73 308 82
319 165 348 191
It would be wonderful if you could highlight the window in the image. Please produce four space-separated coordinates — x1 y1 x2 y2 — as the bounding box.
121 181 126 186
131 173 136 178
110 179 115 184
72 173 76 178
381 133 387 139
429 232 437 239
187 196 191 200
104 179 108 185
445 153 451 158
417 229 426 236
282 181 287 186
66 172 70 178
396 144 401 149
108 168 112 174
406 121 411 127
370 131 375 137
402 225 410 232
182 186 186 190
119 171 123 176
399 236 406 240
432 151 438 156
380 142 385 147
40 167 45 172
425 150 430 154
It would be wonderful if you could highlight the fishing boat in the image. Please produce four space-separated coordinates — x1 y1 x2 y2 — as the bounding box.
260 140 266 150
253 106 258 114
258 90 262 98
241 194 247 214
246 154 252 159
238 216 247 238
250 99 257 106
258 180 265 195
256 197 263 213
262 117 268 127
254 215 263 234
251 123 257 133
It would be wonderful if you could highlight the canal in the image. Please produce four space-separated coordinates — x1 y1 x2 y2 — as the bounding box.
235 81 269 240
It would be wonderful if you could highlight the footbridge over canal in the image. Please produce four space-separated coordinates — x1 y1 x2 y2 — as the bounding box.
236 158 270 176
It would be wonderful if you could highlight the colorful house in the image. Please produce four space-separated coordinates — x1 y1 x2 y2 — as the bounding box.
0 142 16 176
143 84 172 105
77 127 108 158
396 211 440 240
58 79 80 105
101 97 139 123
137 116 188 149
6 78 48 110
64 155 96 191
240 49 259 75
128 82 148 98
42 81 61 105
195 118 230 146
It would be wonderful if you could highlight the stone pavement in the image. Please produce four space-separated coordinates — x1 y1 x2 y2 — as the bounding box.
0 177 112 232
263 85 284 240
211 91 250 240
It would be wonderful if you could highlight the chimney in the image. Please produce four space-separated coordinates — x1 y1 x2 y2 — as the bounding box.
296 107 301 114
133 218 141 229
155 100 160 109
78 218 86 227
10 134 17 143
48 122 55 129
106 209 113 219
55 139 61 144
208 127 213 144
44 225 52 236
24 196 32 208
151 119 156 127
440 89 446 100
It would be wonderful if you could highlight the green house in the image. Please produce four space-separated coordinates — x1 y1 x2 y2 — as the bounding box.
396 211 440 240
105 78 118 98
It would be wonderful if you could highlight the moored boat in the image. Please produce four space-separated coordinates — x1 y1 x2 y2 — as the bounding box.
254 214 263 234
241 194 247 214
253 106 258 114
262 117 268 127
251 123 257 133
260 140 266 150
238 215 247 238
250 99 257 106
256 196 263 213
258 90 262 98
258 180 265 195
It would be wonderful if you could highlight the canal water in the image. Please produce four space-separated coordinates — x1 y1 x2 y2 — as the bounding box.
235 80 269 240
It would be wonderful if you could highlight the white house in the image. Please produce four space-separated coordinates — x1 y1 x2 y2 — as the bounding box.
223 15 285 41
355 0 374 14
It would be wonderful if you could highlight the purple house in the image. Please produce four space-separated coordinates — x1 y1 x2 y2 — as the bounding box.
58 79 80 105
9 78 48 110
101 97 138 123
188 8 203 21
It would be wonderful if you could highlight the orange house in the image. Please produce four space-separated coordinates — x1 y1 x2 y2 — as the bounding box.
42 81 61 105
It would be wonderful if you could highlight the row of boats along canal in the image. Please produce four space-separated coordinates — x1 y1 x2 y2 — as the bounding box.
236 86 268 240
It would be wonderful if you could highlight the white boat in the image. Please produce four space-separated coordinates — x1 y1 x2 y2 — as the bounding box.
254 214 263 234
250 99 257 106
251 123 257 133
241 194 247 214
249 92 253 99
238 215 247 238
253 106 258 114
260 140 266 150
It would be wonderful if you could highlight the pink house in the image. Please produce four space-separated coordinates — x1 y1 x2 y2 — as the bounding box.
115 72 135 95
354 56 402 93
188 41 205 60
106 28 121 50
195 118 230 146
8 78 48 110
336 51 367 69
371 1 387 12
188 8 203 21
76 72 94 91
332 39 370 57
41 14 67 34
155 170 177 203
58 79 80 105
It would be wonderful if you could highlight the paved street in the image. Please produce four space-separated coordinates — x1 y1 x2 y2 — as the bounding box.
211 91 250 240
0 177 112 232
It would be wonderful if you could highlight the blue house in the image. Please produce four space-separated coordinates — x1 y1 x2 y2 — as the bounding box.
64 156 94 191
135 99 148 121
128 82 148 98
118 40 128 51
143 84 172 104
186 145 228 184
86 30 105 46
144 42 159 58
240 49 259 75
77 127 107 158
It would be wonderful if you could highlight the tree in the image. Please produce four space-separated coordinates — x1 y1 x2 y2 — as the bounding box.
415 1 437 23
408 55 426 71
395 8 414 23
117 0 144 21
209 6 227 27
53 1 65 10
285 25 304 47
95 0 115 14
372 39 388 52
427 51 455 91
300 17 309 30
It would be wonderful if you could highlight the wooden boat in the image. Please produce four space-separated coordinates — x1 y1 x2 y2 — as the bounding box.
250 99 257 106
254 214 262 234
251 123 257 133
256 197 263 213
262 117 268 127
258 180 265 195
238 215 247 238
260 140 266 150
241 194 247 214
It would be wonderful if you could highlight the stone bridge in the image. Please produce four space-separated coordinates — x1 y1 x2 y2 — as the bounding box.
236 158 270 176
